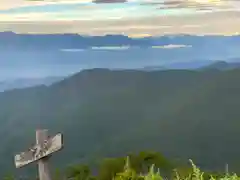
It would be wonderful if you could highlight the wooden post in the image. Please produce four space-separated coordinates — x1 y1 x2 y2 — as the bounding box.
36 129 51 180
225 164 229 175
14 129 63 179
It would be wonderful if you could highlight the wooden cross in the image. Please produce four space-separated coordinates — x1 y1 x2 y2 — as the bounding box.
14 129 63 180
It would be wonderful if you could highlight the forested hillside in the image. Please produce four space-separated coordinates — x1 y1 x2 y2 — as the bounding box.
0 68 239 177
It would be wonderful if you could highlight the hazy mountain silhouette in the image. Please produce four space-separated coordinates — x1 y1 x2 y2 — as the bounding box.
200 60 240 70
0 32 240 50
0 76 64 92
135 60 240 71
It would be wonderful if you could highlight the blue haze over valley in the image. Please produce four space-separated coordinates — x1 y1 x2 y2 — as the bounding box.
0 31 240 91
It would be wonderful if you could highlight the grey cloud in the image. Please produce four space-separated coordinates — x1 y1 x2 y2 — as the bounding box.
140 1 183 6
141 0 233 11
1 11 240 35
92 0 127 3
157 1 215 11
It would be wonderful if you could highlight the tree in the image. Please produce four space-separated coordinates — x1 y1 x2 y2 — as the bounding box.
65 164 91 180
98 157 125 180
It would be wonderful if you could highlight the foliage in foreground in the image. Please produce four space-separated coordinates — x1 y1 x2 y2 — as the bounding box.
6 152 240 180
62 152 240 180
113 157 240 180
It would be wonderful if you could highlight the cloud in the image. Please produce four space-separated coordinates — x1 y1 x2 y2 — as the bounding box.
0 12 55 21
91 46 130 50
60 49 85 52
0 0 240 35
0 0 92 10
127 33 152 38
152 44 192 49
1 10 240 35
93 0 127 3
140 0 240 12
0 3 152 21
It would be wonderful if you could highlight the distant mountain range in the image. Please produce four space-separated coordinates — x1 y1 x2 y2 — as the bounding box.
0 61 239 92
0 31 240 79
0 76 64 92
138 60 240 71
1 32 240 50
200 60 240 70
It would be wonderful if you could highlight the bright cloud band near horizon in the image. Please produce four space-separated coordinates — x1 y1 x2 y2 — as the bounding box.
0 0 240 36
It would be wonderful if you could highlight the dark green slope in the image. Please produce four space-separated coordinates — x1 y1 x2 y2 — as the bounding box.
0 69 239 177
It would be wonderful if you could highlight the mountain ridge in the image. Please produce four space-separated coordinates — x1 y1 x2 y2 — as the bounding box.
0 68 239 177
1 31 240 50
200 60 240 70
1 60 239 92
0 76 64 92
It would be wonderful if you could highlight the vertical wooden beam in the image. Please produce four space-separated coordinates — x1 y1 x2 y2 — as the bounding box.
225 164 229 175
36 129 52 180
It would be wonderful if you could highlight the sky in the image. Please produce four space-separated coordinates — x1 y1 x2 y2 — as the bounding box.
0 0 240 36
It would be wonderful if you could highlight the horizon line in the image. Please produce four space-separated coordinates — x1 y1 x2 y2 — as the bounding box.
1 31 240 37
